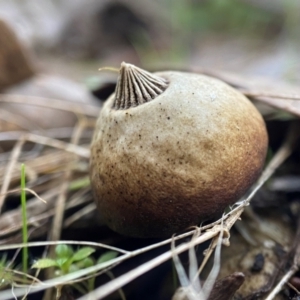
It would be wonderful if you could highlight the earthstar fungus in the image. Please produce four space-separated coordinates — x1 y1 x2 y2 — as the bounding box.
90 62 268 238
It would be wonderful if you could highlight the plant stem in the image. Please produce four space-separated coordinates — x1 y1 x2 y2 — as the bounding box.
21 163 28 276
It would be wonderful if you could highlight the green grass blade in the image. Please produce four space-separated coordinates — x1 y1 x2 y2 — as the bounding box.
21 163 28 276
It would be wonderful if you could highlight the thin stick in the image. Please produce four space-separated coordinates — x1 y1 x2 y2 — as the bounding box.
287 282 300 295
265 267 298 300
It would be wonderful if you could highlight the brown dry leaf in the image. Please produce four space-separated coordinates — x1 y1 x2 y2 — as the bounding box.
207 272 245 300
0 19 35 90
195 68 300 117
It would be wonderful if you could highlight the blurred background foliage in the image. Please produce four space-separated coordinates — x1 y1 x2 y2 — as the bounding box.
0 0 300 88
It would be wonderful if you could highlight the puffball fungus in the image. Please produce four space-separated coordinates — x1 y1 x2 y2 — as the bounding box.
90 62 268 238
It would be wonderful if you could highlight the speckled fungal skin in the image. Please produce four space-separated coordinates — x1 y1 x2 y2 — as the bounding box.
90 71 268 238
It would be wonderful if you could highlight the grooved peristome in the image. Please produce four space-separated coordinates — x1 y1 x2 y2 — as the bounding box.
113 62 168 110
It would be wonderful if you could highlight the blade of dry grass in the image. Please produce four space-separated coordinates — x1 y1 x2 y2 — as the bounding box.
0 108 44 132
0 187 89 240
0 151 75 186
0 189 59 237
1 156 66 189
22 133 90 157
63 203 95 228
0 127 93 144
172 238 191 289
0 94 101 117
0 138 25 213
43 119 86 300
1 132 89 158
49 120 85 242
201 228 223 299
172 226 224 300
0 240 128 254
0 188 46 203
